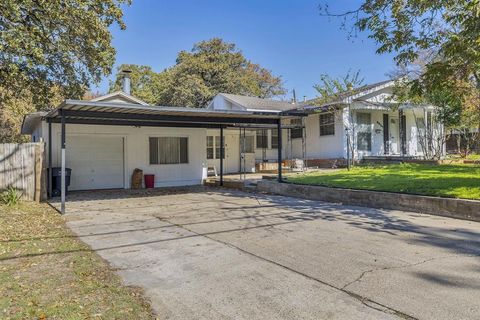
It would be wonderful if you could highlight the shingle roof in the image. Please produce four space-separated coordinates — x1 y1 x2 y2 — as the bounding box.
220 93 301 112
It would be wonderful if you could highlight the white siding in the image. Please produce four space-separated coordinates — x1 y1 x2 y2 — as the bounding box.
301 112 346 160
43 122 207 188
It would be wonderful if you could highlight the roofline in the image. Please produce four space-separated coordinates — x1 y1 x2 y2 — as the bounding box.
45 100 284 118
91 91 149 105
306 79 397 109
218 93 298 111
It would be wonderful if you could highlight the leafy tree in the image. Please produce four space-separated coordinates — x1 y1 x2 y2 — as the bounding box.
312 70 364 104
320 0 480 154
0 0 129 141
111 38 286 107
110 64 171 105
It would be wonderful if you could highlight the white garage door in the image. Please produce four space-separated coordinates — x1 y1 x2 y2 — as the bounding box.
66 136 125 191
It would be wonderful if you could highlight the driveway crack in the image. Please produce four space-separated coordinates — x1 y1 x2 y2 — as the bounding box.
156 216 419 320
342 254 478 290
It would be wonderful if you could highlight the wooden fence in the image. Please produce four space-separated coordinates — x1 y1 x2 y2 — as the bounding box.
0 143 46 201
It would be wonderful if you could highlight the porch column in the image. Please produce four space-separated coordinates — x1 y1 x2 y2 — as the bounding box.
277 119 282 182
47 119 52 198
60 110 66 214
219 126 224 186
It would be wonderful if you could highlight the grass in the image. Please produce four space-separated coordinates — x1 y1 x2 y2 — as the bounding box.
0 202 155 319
287 163 480 200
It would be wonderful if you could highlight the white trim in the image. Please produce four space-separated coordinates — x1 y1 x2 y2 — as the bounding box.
91 91 149 105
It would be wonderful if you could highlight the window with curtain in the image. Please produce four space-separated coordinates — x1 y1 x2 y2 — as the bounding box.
319 113 335 136
149 137 188 164
356 112 372 151
256 129 268 148
271 129 278 149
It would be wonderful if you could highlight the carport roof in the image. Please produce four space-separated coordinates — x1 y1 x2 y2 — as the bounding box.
22 100 307 133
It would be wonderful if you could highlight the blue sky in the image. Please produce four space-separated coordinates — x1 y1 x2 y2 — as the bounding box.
95 0 397 100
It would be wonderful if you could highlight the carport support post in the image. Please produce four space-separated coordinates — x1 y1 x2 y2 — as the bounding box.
60 110 66 214
277 119 282 182
48 119 52 198
220 126 224 186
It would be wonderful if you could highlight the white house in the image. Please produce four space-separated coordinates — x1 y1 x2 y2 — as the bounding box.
297 80 445 163
21 76 297 208
206 82 444 168
21 77 443 204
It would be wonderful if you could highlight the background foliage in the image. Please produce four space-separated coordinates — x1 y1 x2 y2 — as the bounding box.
0 0 129 142
111 38 286 107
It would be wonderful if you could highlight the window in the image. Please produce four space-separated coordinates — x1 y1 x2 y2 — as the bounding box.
206 136 214 159
149 137 188 164
241 136 255 153
416 117 426 153
356 112 372 151
206 136 223 159
290 118 303 139
271 129 278 149
319 113 335 136
256 129 268 148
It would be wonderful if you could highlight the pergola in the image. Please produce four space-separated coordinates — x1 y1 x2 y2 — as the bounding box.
43 100 306 213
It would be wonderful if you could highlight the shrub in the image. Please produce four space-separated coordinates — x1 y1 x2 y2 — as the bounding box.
1 187 22 206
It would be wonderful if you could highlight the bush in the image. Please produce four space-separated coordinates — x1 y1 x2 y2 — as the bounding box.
1 187 22 206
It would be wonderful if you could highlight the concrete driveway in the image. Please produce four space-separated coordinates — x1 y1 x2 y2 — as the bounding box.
60 187 480 320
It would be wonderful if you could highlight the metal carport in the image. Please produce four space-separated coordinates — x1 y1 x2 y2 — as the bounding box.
42 100 306 213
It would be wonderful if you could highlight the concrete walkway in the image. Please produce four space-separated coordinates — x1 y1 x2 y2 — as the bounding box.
59 187 480 320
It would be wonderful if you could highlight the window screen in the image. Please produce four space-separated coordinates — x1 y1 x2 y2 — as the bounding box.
271 129 278 149
319 113 335 136
256 130 268 148
149 137 188 164
356 112 372 151
290 118 303 139
242 136 255 153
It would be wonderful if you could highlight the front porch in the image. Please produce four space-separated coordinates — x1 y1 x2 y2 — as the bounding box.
350 106 443 160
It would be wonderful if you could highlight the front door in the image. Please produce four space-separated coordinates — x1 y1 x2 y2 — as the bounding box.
224 134 240 173
389 117 400 154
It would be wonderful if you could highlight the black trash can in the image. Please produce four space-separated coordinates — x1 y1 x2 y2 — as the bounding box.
50 167 72 197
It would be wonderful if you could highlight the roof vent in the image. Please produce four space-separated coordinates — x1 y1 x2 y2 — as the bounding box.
121 69 132 95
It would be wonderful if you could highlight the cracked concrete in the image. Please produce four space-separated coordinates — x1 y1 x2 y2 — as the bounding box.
57 187 480 320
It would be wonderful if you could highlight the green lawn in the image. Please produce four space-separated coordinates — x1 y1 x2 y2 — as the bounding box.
287 163 480 200
0 202 155 319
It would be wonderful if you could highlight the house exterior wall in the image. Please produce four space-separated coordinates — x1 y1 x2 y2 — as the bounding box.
39 121 207 188
205 128 256 173
301 112 346 160
207 96 243 111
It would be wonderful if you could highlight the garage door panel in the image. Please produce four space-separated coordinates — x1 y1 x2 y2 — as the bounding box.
66 136 124 190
